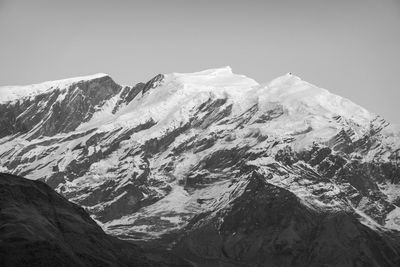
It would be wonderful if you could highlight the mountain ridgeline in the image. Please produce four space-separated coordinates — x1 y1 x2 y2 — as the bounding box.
0 173 160 266
0 67 400 266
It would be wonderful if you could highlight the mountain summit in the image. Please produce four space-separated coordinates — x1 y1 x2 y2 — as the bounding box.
1 68 400 266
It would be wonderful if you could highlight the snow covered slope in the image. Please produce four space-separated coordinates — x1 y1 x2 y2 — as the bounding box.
1 67 400 266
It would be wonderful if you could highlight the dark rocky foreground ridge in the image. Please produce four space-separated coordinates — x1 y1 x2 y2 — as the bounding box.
1 67 400 266
0 172 189 267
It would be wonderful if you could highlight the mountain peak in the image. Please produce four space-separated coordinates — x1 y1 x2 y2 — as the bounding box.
260 73 373 125
0 73 111 103
267 72 303 87
172 66 233 77
167 66 259 92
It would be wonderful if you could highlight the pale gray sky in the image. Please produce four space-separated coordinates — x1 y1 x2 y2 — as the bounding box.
0 0 399 122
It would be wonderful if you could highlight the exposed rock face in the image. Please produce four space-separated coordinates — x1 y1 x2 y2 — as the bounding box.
0 75 122 139
1 67 400 266
0 172 156 267
173 172 400 266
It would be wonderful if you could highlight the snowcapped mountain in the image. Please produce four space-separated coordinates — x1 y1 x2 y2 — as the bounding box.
1 67 400 266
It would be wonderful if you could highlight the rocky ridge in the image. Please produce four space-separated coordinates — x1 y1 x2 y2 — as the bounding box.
0 172 158 266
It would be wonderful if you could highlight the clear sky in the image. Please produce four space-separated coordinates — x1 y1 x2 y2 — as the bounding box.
0 0 399 123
